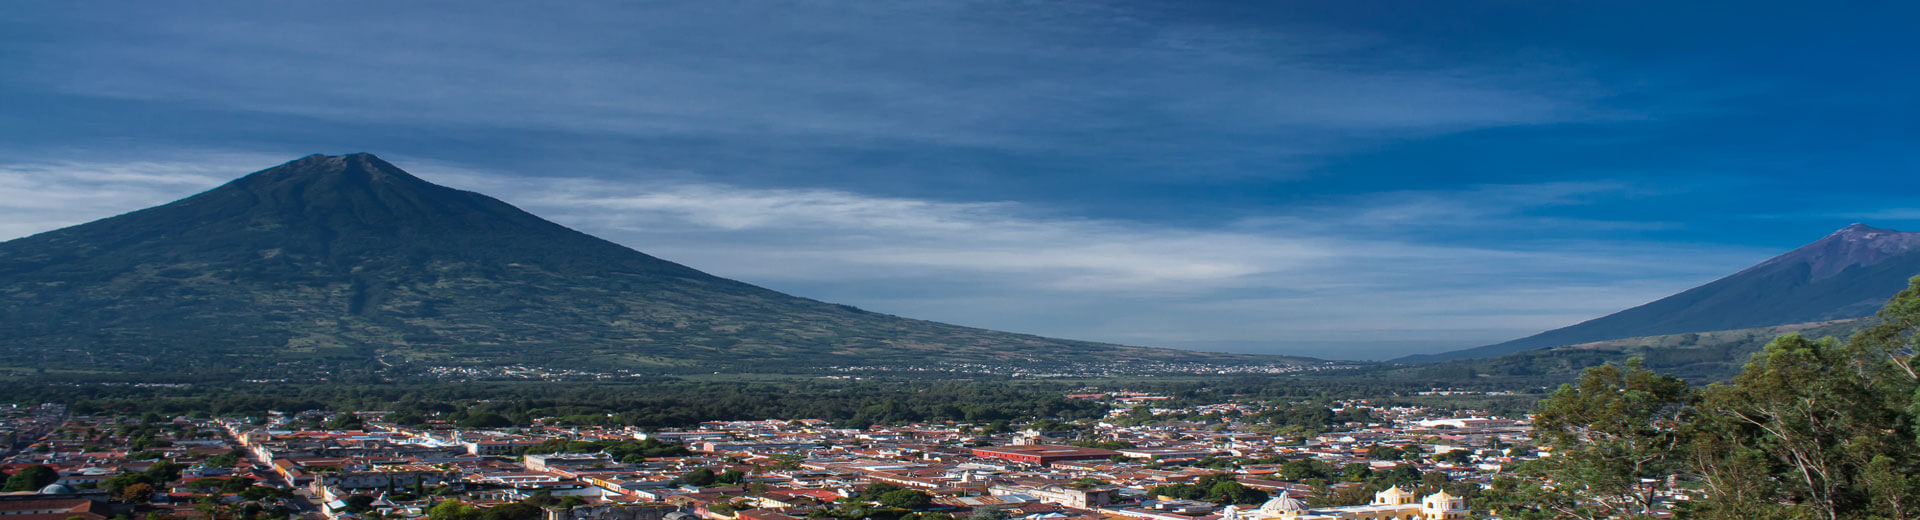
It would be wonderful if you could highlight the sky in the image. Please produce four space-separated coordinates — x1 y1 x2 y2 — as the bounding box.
1 2 1916 359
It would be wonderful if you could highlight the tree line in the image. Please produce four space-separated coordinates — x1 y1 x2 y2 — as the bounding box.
0 379 1113 429
1498 277 1920 519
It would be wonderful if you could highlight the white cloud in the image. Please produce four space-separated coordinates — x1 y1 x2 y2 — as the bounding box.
0 154 1775 358
408 160 1770 353
0 154 285 239
425 167 1338 291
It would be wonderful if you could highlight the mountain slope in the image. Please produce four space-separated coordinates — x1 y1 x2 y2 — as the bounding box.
1403 224 1920 363
0 154 1290 378
1393 319 1870 385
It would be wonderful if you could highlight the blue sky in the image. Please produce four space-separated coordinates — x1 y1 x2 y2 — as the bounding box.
1 1 1915 359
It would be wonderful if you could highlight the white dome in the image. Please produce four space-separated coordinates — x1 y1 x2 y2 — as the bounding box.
37 483 76 494
1257 492 1306 512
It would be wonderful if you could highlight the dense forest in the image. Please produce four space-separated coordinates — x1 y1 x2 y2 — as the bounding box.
0 373 1540 430
1 380 1105 429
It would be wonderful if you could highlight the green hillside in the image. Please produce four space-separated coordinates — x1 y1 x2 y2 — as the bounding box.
0 154 1301 380
1393 319 1870 385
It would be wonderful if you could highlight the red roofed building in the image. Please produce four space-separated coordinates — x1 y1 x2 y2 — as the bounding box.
0 497 113 520
969 445 1118 465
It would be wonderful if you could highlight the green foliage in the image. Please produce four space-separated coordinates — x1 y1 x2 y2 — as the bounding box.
2 465 59 492
388 411 427 426
1148 474 1267 505
708 499 747 515
877 489 934 510
1687 330 1917 520
100 461 186 497
1067 478 1107 489
1206 480 1268 505
323 414 365 430
1430 450 1471 464
1182 456 1237 470
1493 276 1920 520
1368 465 1424 490
8 379 1118 430
204 449 245 468
427 500 482 520
220 477 255 494
187 478 227 492
458 412 515 428
812 487 921 520
1365 445 1404 461
343 495 376 513
855 483 904 501
680 468 717 487
239 486 289 501
764 454 804 471
1277 459 1334 482
1524 358 1689 517
1332 407 1376 424
1245 405 1335 435
1338 463 1371 482
120 483 155 503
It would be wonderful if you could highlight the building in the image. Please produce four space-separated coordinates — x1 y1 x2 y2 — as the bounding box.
309 468 457 492
0 486 122 520
1224 486 1469 520
639 432 731 443
524 453 615 472
969 445 1118 465
988 483 1115 508
1415 418 1517 430
547 503 686 520
460 435 546 456
1115 447 1217 460
0 497 113 520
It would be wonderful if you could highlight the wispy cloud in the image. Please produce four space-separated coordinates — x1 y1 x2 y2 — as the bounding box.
409 162 1784 354
1241 181 1680 236
428 167 1338 291
1 153 1771 358
0 153 285 239
10 1 1605 168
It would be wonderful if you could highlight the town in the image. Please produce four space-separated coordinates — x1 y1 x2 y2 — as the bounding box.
1 393 1550 520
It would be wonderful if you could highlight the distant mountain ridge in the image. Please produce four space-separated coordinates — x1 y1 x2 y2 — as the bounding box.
1749 224 1920 280
0 154 1291 378
1403 224 1920 363
1390 319 1872 385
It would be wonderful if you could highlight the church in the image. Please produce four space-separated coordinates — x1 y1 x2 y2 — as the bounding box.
1219 486 1469 520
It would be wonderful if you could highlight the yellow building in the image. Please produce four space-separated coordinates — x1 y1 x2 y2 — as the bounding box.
1220 486 1469 520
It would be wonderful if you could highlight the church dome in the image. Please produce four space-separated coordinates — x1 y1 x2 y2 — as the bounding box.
37 483 76 494
1257 492 1306 512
